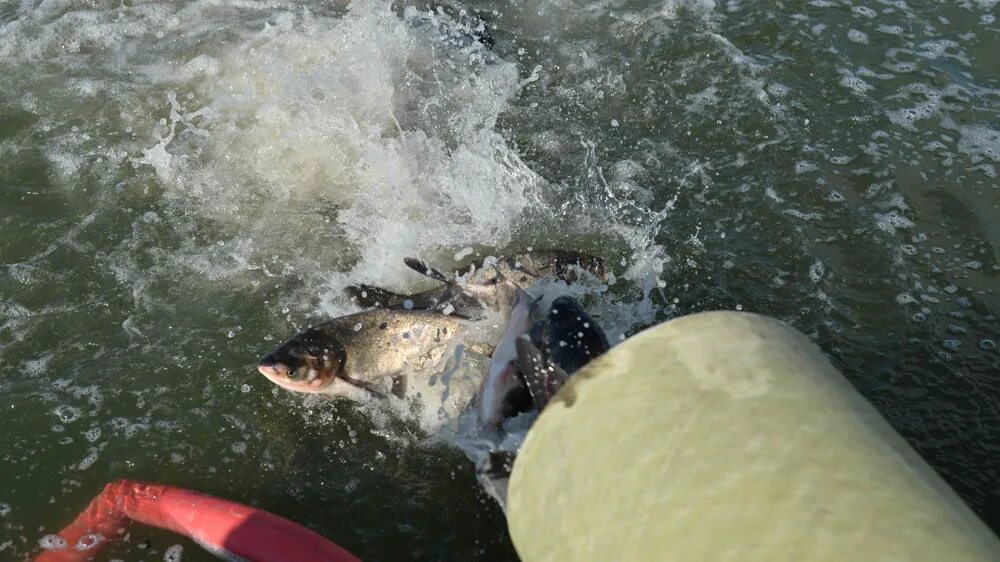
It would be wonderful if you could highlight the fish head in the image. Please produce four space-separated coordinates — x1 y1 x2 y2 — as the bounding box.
257 327 346 394
546 296 610 374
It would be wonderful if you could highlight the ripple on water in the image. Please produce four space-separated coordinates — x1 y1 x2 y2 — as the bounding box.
52 405 81 424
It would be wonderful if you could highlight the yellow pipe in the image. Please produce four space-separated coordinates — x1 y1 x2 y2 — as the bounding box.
507 311 1000 561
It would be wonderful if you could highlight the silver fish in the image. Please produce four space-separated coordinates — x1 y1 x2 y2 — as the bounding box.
476 286 535 426
257 308 495 405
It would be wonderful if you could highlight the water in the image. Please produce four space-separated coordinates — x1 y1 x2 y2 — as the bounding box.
1 0 998 559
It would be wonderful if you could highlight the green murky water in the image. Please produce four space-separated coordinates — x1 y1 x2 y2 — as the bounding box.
1 0 998 560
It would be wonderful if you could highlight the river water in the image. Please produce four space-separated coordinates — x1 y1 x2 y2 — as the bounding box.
1 0 998 560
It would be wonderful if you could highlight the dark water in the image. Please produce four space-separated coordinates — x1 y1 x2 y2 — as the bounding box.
1 0 998 560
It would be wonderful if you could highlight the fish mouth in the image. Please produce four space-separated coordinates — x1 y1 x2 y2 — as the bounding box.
257 363 332 393
257 363 388 399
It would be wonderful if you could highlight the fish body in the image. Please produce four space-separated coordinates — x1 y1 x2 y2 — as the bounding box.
476 286 535 426
475 295 611 510
258 309 492 403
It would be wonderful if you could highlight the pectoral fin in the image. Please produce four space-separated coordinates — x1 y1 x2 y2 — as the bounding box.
404 257 451 283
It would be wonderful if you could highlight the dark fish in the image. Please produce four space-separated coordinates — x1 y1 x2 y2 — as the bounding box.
476 296 610 511
510 296 610 413
544 295 610 376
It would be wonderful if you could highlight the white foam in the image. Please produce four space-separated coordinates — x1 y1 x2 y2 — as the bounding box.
22 354 51 377
809 260 826 283
888 100 939 131
53 405 81 424
794 161 818 174
957 124 1000 163
847 29 869 44
82 427 101 443
3 0 544 321
839 75 874 94
77 449 99 470
164 544 183 561
887 62 917 73
38 535 67 550
874 210 914 233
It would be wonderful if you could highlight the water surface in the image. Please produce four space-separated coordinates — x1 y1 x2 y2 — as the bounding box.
1 0 998 560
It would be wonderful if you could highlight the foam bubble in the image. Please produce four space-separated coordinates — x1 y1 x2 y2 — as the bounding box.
22 355 51 377
794 161 818 174
888 100 939 131
783 209 822 221
38 535 67 550
970 164 997 178
77 450 99 470
53 405 81 424
874 211 914 233
839 75 873 94
957 124 1000 164
82 427 102 443
164 544 183 561
75 534 102 551
0 503 10 517
847 29 869 44
878 24 904 35
801 257 823 283
887 62 917 73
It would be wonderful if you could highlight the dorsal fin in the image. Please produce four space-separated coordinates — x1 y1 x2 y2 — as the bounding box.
545 362 569 398
345 284 407 308
403 257 451 284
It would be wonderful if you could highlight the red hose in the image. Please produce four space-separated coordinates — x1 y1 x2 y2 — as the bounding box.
35 479 361 562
